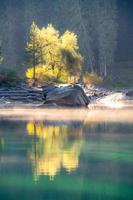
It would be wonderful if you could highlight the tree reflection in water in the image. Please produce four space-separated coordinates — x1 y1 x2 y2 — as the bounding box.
0 138 4 159
26 121 83 180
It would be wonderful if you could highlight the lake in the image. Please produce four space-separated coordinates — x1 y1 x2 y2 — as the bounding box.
0 108 133 200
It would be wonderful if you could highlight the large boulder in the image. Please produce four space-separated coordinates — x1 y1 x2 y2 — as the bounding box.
42 85 89 107
126 90 133 97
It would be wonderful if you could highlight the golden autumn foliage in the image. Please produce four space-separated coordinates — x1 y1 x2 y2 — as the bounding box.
26 121 83 180
26 65 69 84
60 31 78 51
26 22 83 84
40 24 61 69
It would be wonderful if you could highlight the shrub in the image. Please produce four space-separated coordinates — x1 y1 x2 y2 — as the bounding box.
83 73 103 85
0 68 21 87
26 65 79 85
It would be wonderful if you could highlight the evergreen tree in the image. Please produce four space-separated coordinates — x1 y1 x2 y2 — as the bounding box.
96 0 118 76
26 21 42 85
55 0 94 72
79 0 118 76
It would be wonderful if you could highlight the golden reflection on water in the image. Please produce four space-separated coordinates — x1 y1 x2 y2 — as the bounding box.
1 108 133 179
26 121 83 180
0 138 4 156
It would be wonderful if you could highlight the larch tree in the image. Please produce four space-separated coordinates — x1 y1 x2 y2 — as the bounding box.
60 31 83 78
26 22 83 83
40 24 61 71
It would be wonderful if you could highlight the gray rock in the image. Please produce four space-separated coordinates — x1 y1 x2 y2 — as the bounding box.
42 85 89 107
126 90 133 97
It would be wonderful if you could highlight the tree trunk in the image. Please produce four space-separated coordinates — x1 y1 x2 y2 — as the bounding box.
104 63 107 77
32 36 36 86
33 56 36 86
100 64 103 76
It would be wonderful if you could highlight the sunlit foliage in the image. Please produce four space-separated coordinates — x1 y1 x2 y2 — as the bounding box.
26 121 83 180
40 24 61 69
26 22 83 85
61 31 78 51
26 65 69 84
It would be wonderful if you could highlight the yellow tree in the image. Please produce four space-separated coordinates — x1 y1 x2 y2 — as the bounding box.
60 31 83 81
40 24 61 70
61 31 78 51
26 23 84 84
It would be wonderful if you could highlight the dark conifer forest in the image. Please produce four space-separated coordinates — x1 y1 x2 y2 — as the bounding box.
0 0 132 86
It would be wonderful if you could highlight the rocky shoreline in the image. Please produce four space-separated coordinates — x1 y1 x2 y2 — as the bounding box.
0 84 132 109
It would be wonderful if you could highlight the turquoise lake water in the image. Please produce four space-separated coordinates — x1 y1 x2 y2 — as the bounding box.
0 109 133 200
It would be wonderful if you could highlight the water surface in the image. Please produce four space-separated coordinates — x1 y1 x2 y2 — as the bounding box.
0 109 133 200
